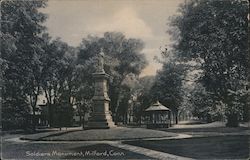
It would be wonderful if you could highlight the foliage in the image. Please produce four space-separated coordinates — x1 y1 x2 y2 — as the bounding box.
169 0 249 126
40 36 90 127
77 32 148 123
189 83 225 122
1 1 149 129
1 0 47 130
132 76 155 123
151 58 187 124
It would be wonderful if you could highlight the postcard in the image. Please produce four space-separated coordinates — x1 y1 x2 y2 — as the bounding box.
1 0 249 159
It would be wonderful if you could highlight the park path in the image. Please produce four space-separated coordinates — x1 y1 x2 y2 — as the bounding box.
109 141 193 160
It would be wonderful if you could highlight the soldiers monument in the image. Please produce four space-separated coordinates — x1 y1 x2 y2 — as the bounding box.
86 49 116 129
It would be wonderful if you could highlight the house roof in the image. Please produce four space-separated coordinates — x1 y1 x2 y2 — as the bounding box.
145 101 171 112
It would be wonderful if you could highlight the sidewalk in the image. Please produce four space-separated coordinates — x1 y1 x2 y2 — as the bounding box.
110 142 193 160
1 126 83 135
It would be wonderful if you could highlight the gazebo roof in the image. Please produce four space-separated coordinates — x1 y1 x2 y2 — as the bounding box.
145 101 171 112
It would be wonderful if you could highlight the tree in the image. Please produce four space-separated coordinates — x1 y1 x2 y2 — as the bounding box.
1 0 47 130
189 83 225 122
168 0 249 127
77 32 148 123
41 37 78 127
117 73 145 124
132 76 155 124
151 59 187 124
72 63 94 128
244 10 250 122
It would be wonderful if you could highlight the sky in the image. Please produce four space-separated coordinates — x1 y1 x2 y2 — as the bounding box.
41 0 184 77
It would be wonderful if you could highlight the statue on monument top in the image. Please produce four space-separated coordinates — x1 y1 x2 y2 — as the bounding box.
97 48 105 73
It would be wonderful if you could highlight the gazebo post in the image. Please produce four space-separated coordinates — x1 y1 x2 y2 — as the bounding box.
169 111 171 127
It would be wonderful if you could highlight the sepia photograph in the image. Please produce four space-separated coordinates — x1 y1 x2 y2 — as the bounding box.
1 0 249 159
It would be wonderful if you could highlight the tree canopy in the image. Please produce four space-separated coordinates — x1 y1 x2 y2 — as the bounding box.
1 0 148 130
77 32 148 123
1 0 48 129
168 0 249 126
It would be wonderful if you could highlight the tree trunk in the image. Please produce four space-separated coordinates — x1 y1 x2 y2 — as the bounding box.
175 114 178 124
32 109 36 132
206 114 212 123
48 103 53 127
139 114 141 126
175 110 179 124
226 113 239 127
125 112 128 124
79 113 82 127
81 112 85 130
242 103 250 122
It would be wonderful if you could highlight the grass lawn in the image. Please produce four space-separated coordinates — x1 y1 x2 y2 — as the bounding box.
124 135 250 159
165 126 250 138
163 121 250 137
21 127 177 141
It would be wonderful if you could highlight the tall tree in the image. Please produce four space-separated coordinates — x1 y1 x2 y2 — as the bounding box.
168 0 249 127
41 37 77 127
151 59 187 124
132 76 155 124
1 0 47 130
77 32 148 123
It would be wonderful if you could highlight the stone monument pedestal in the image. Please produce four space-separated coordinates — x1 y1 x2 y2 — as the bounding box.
86 70 116 129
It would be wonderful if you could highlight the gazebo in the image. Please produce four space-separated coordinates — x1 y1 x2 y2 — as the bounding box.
145 101 171 129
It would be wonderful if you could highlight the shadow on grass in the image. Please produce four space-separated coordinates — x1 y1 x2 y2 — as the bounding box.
124 135 250 159
63 143 153 159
